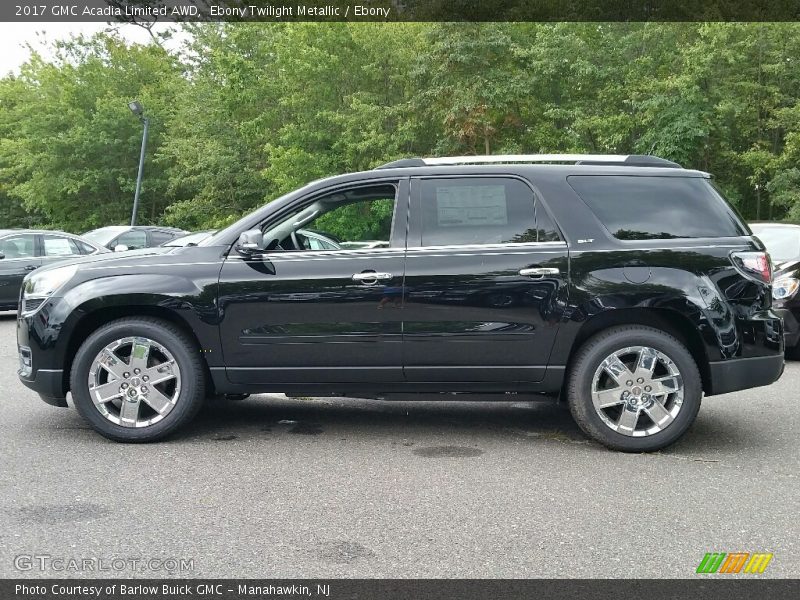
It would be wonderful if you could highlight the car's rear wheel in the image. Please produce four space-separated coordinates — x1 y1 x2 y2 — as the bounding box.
566 325 702 452
70 317 205 442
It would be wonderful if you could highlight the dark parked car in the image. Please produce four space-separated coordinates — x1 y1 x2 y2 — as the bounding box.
83 226 187 252
750 222 800 354
0 229 107 311
17 155 784 451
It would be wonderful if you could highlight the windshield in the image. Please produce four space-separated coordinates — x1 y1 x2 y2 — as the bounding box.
751 225 800 262
83 227 127 246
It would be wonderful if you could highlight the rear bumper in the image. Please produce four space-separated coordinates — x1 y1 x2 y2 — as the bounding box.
707 354 784 396
774 308 800 348
18 368 68 407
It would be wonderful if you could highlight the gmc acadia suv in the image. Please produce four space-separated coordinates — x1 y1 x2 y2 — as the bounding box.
16 154 785 451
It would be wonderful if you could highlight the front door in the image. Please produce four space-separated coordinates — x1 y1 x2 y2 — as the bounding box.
218 179 408 385
0 233 41 308
402 175 568 384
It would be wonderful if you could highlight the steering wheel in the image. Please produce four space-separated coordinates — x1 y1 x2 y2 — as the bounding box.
290 230 302 250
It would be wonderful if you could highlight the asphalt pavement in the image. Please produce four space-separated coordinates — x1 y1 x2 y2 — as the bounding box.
0 311 797 578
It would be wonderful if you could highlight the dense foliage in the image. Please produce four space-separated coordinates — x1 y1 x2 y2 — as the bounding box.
2 22 800 232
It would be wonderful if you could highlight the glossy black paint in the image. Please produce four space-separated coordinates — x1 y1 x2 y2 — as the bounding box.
17 164 785 403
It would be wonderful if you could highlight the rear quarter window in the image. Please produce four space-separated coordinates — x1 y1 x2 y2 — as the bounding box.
567 175 746 240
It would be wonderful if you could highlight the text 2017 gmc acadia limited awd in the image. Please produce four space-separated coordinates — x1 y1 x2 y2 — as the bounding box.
17 155 785 451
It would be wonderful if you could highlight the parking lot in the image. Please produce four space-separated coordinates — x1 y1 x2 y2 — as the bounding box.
0 311 797 578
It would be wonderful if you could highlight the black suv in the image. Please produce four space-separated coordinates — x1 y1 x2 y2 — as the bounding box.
16 155 784 451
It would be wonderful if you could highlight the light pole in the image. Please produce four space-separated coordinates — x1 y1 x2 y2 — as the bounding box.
128 100 150 226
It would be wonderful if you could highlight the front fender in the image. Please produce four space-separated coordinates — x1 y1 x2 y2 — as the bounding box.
33 273 222 375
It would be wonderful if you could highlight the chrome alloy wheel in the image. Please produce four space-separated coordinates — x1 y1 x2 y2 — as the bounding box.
87 337 181 428
590 345 684 437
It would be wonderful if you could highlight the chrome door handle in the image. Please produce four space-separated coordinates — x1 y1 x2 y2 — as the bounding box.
352 272 393 284
519 267 560 277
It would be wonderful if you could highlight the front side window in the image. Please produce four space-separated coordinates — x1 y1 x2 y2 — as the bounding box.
0 235 36 259
418 177 551 246
568 175 746 240
43 235 80 257
262 184 398 252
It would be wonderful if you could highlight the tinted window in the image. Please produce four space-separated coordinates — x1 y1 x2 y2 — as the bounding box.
116 230 147 250
535 207 562 242
0 235 35 259
43 235 79 257
568 175 745 240
419 178 547 246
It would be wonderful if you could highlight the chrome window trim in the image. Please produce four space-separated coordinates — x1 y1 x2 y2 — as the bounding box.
224 240 568 263
570 243 748 254
408 241 567 252
0 256 38 263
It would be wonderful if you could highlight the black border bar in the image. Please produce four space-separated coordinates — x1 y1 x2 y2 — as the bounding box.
4 579 800 600
3 1 800 23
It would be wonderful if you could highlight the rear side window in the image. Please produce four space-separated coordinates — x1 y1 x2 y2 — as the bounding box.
150 231 177 246
75 240 99 255
567 175 746 240
419 177 557 246
43 235 80 257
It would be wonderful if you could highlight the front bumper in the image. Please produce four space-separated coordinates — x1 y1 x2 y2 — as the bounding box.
707 354 784 396
17 299 70 407
18 368 68 407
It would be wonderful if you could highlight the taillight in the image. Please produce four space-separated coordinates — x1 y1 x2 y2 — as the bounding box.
731 251 772 283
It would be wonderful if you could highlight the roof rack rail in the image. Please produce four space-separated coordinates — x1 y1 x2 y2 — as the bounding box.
375 154 681 169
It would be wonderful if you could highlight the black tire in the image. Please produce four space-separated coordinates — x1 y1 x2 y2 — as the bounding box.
70 317 205 442
566 325 702 452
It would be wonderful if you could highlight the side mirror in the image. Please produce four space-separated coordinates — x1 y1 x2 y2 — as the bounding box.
0 251 5 260
114 244 129 253
236 229 264 256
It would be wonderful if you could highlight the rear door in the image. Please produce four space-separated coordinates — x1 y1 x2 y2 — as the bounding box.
0 233 41 308
402 175 568 384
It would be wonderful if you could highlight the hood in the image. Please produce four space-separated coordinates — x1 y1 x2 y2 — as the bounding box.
29 245 225 278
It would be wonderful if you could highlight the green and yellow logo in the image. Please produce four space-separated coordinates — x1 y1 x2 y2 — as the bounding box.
696 552 773 574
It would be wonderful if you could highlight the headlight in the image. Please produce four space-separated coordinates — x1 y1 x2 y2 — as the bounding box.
772 276 799 301
23 264 78 299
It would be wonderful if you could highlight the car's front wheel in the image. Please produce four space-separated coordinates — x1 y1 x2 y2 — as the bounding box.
70 317 205 442
566 325 702 452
